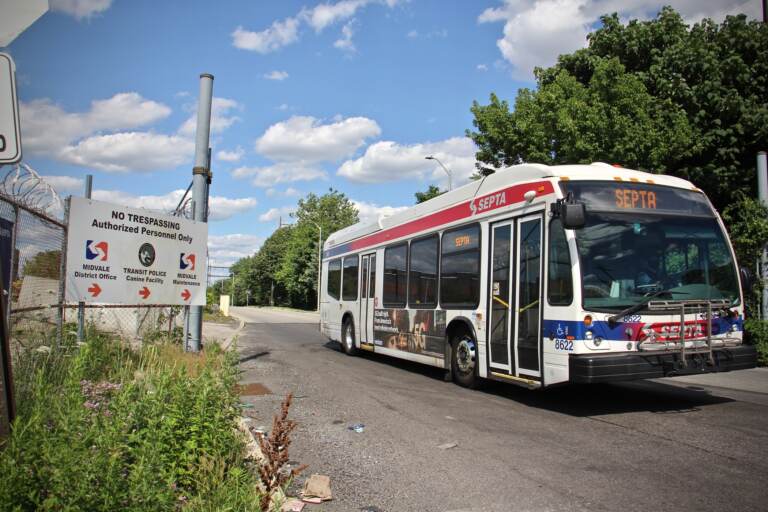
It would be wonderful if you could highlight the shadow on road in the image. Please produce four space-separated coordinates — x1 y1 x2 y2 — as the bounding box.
239 350 270 363
322 340 733 416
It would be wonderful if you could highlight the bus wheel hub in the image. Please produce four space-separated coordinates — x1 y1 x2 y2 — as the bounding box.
456 338 476 374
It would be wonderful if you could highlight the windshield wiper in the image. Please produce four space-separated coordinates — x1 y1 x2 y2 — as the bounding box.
606 289 688 328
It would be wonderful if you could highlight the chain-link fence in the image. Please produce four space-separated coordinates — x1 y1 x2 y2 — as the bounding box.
1 164 180 346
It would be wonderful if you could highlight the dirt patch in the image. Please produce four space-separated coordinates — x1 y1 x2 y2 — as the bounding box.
238 382 272 396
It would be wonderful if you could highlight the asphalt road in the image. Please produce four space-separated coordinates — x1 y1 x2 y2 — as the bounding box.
232 308 768 512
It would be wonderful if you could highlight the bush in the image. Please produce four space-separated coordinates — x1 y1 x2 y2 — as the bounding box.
0 333 263 510
744 318 768 366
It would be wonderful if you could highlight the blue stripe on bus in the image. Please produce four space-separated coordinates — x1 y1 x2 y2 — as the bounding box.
541 316 742 341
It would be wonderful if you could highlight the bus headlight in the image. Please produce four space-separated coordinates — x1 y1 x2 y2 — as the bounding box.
585 330 593 340
594 336 603 347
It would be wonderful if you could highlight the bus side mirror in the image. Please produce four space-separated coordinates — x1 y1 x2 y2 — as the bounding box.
562 202 586 229
739 266 754 292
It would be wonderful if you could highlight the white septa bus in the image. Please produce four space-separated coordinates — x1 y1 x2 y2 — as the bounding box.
320 163 757 389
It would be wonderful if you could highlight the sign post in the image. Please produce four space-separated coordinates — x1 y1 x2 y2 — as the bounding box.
0 53 22 165
65 198 208 305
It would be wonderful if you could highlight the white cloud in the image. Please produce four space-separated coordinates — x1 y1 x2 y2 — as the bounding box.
17 92 204 173
302 0 368 32
477 64 489 71
41 175 84 194
178 97 241 137
264 70 289 81
21 93 171 157
334 21 357 52
352 200 408 225
479 0 761 80
216 147 245 162
231 17 301 53
91 188 257 221
208 234 263 267
233 1 401 53
258 206 296 222
50 0 112 20
232 163 327 188
266 187 302 197
337 137 479 185
59 132 194 172
255 115 380 162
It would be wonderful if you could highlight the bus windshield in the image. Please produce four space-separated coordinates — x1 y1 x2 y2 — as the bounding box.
563 182 740 312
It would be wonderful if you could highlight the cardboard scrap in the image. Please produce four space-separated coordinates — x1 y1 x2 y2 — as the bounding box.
281 498 306 511
301 474 332 501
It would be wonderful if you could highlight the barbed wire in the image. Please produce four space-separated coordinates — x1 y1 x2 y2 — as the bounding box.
0 163 64 219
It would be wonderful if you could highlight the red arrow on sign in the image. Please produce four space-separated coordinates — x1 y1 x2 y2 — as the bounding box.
88 283 101 297
181 289 191 301
139 286 151 300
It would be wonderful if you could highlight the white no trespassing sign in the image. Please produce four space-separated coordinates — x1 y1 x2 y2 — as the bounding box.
65 197 208 305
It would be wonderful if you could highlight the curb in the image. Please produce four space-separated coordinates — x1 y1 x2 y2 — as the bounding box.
220 317 246 352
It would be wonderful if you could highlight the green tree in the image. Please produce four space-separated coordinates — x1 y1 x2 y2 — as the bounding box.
414 185 445 204
467 7 768 317
277 189 358 309
22 250 61 279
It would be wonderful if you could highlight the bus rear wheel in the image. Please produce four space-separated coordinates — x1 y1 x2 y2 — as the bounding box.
451 332 478 388
341 317 358 356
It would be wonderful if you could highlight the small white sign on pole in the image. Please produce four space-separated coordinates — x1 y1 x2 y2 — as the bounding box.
65 198 208 305
0 53 21 165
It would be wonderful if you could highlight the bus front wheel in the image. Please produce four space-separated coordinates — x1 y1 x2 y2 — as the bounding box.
341 317 358 356
451 332 478 388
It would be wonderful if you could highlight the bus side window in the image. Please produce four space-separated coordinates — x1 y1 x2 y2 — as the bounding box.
384 244 408 307
548 219 573 306
327 259 341 300
440 224 481 309
409 235 438 308
342 255 359 301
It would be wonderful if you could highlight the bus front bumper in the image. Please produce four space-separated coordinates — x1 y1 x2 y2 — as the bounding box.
569 345 757 384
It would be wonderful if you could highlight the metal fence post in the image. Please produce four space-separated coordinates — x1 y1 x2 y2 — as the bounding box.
5 204 19 331
77 175 92 341
56 198 70 348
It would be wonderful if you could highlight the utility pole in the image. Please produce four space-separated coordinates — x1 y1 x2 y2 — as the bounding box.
77 174 92 342
758 151 768 320
187 73 213 352
308 221 323 312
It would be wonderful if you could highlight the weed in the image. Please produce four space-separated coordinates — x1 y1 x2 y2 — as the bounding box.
0 331 264 510
255 393 308 511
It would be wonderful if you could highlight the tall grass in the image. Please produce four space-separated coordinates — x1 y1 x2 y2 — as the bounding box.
0 330 263 511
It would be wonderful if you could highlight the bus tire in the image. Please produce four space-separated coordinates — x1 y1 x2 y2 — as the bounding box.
341 317 358 356
451 331 479 388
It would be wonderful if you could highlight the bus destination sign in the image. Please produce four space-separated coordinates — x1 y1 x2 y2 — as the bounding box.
562 181 713 216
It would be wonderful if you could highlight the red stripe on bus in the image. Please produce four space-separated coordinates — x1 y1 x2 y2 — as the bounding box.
341 180 554 254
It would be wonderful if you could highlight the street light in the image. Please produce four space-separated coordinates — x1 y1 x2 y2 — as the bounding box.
425 155 453 191
308 220 323 313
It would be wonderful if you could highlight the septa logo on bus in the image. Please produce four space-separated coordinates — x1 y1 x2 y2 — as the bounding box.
469 191 507 216
179 253 196 271
85 240 108 261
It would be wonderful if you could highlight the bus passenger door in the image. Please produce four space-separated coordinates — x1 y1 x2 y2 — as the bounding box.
514 215 543 378
488 215 543 381
359 253 376 346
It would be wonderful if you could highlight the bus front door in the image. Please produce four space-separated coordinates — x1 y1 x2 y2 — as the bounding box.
359 253 376 346
488 215 543 381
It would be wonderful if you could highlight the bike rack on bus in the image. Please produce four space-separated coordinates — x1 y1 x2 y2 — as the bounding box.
637 299 741 368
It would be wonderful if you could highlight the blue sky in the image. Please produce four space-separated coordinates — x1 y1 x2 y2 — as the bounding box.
5 0 760 266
